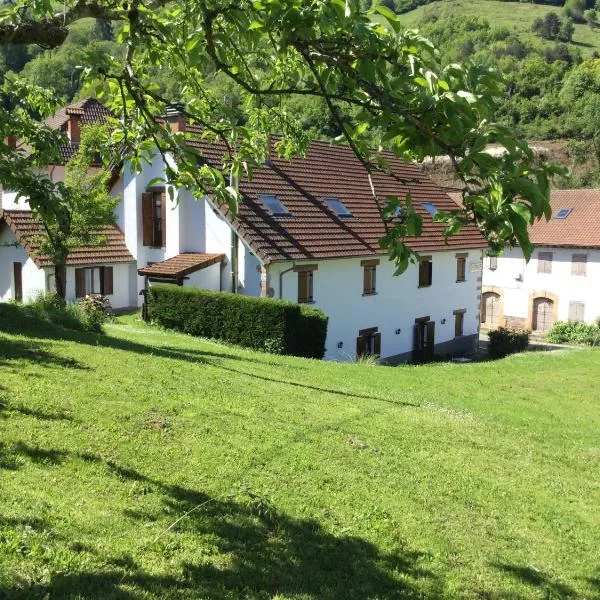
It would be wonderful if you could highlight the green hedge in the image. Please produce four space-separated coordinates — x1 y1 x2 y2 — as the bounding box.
147 285 328 359
488 327 530 359
547 321 600 346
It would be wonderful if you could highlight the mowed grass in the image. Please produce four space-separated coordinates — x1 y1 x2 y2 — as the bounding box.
0 304 599 599
400 0 600 58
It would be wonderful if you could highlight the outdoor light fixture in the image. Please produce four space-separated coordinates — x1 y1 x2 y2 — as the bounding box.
395 328 401 335
337 341 343 349
441 318 446 325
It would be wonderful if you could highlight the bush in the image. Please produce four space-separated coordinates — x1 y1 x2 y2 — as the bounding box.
488 327 530 359
547 321 600 345
147 285 328 359
25 292 109 333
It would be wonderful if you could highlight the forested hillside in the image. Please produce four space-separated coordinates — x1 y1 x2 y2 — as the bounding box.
2 0 598 186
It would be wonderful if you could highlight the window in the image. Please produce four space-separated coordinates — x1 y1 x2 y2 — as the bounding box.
142 188 166 247
456 253 467 282
421 202 437 216
383 199 403 221
325 198 352 218
259 194 290 216
488 256 498 271
418 256 432 288
361 259 379 295
537 251 553 274
13 262 22 302
356 327 381 357
295 264 317 303
554 208 572 220
568 301 585 322
572 254 587 276
75 266 113 298
454 309 466 337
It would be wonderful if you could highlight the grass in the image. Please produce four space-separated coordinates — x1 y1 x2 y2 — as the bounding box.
400 0 600 58
0 303 599 599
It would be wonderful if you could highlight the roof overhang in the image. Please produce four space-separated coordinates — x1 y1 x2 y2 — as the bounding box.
137 253 225 279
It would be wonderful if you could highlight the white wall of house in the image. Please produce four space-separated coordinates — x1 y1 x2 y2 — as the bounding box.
184 262 222 291
0 226 45 302
483 245 600 325
269 249 483 362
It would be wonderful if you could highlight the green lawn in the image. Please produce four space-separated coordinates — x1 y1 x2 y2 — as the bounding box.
0 304 599 599
400 0 600 58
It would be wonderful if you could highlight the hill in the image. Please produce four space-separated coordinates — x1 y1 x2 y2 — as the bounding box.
0 304 599 598
400 0 600 57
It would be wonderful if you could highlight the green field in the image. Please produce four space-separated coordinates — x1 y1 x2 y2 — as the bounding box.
1 304 599 599
400 0 600 57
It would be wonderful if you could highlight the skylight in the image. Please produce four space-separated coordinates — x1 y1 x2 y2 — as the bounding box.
421 202 437 216
384 199 403 220
259 194 291 216
324 198 352 218
554 208 572 220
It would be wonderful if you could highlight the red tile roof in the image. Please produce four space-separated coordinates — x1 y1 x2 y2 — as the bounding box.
450 189 600 249
190 133 487 263
1 210 134 267
529 189 600 248
137 253 224 279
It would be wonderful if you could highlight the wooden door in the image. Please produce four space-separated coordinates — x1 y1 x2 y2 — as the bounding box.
482 292 500 327
533 297 554 332
13 262 22 302
413 320 435 362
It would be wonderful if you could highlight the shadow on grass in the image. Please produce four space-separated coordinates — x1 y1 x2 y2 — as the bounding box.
0 441 69 470
0 336 88 371
493 563 578 599
0 303 416 407
2 449 444 599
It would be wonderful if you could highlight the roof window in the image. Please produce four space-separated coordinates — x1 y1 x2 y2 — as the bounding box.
554 208 572 220
259 194 291 216
324 197 352 218
384 199 403 220
421 202 437 216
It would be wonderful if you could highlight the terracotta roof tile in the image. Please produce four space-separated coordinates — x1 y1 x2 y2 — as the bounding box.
1 210 134 268
189 132 487 263
137 253 224 279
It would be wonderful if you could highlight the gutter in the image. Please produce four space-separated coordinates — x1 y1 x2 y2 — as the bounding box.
279 263 296 299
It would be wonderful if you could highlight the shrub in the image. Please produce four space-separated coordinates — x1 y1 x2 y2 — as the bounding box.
547 321 600 346
147 285 328 359
488 327 530 359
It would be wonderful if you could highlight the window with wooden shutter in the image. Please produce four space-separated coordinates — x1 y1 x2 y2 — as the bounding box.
295 265 317 303
75 268 85 298
142 192 154 246
356 327 380 357
158 189 166 247
456 253 467 282
571 254 587 276
361 259 379 295
537 251 553 274
418 256 432 287
102 267 114 295
453 309 466 337
13 262 22 302
568 301 585 322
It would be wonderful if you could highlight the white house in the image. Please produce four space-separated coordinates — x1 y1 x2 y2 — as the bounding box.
480 189 600 333
1 99 487 362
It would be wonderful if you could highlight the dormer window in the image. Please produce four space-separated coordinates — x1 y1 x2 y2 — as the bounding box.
259 194 291 216
325 198 352 218
421 202 437 216
554 208 572 219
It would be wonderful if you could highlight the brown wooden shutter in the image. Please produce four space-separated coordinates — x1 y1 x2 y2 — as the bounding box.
142 192 154 246
298 271 307 303
13 262 22 302
426 321 435 353
373 333 381 356
568 301 584 322
161 190 167 247
356 335 367 357
456 255 466 282
75 268 85 298
571 254 587 276
538 252 553 274
103 267 114 295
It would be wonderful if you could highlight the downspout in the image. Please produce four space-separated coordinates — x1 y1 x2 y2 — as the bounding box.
279 263 296 299
229 169 239 294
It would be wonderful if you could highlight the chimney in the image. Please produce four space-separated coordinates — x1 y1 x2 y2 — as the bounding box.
4 135 16 150
66 113 81 144
165 103 186 134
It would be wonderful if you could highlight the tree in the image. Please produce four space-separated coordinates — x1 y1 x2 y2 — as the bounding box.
559 16 576 41
0 82 118 298
0 0 564 272
583 8 597 26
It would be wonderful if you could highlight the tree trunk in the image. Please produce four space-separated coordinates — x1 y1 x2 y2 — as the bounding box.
54 264 67 301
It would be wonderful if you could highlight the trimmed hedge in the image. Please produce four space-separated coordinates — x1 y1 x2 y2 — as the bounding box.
147 285 328 359
488 327 530 359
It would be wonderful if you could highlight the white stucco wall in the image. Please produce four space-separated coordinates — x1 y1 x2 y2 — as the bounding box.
269 250 483 361
483 246 600 324
184 262 222 291
0 225 45 301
